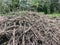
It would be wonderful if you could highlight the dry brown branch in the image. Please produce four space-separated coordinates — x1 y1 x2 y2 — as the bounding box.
0 12 60 45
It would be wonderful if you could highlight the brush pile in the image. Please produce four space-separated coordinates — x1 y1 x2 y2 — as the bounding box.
0 12 60 45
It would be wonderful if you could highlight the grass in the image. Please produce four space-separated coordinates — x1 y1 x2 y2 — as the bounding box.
47 13 60 17
38 12 44 15
1 11 28 16
39 12 60 17
1 11 60 18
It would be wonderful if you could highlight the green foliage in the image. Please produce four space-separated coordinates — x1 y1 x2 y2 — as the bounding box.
0 0 20 14
0 0 60 14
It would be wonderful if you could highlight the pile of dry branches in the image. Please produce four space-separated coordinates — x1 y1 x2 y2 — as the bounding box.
0 12 60 45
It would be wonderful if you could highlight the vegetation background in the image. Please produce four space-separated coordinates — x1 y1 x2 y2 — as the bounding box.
0 0 60 16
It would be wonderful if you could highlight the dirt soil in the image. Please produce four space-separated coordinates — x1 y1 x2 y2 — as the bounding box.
0 12 60 45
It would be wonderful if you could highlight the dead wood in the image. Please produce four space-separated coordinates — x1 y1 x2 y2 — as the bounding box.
0 12 60 45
